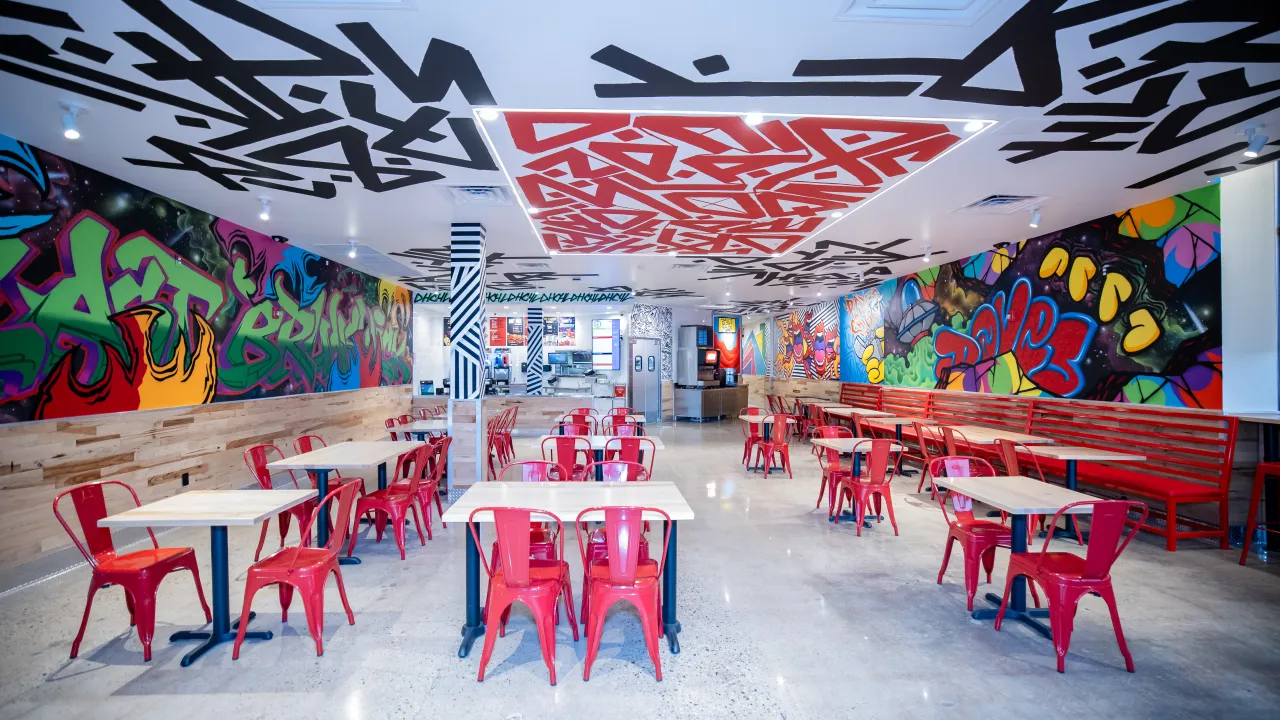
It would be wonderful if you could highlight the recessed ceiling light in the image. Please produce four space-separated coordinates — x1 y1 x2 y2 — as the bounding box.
258 197 271 221
744 112 764 126
549 305 557 309
831 211 843 218
668 251 678 256
478 108 500 121
347 239 357 259
963 120 985 133
771 252 780 258
725 291 731 296
817 292 823 297
503 305 509 309
549 250 558 255
922 244 931 263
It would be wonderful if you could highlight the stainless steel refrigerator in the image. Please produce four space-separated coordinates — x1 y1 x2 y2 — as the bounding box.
629 337 662 422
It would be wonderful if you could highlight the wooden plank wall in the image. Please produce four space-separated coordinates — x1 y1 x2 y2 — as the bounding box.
0 386 411 570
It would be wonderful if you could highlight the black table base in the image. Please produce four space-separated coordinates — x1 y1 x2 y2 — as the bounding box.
970 514 1052 639
170 526 271 666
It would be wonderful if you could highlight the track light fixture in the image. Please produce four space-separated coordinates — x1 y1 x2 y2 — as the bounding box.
347 239 358 259
963 120 985 133
744 112 764 126
258 197 271 221
1244 126 1269 158
60 102 84 140
1030 208 1042 228
921 244 931 263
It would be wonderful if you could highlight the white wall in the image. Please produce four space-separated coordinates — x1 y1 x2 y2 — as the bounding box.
1221 162 1279 413
485 309 629 389
411 305 447 395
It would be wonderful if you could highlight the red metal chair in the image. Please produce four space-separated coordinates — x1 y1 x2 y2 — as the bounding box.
575 506 671 681
569 407 597 416
390 437 451 539
601 416 643 436
604 437 657 477
1241 461 1280 565
293 435 366 497
940 426 973 456
833 439 902 535
418 408 431 420
741 407 766 467
995 439 1080 544
471 507 578 685
995 499 1149 673
347 444 430 560
540 436 592 481
559 414 599 434
929 456 1029 611
583 460 650 483
607 407 637 416
497 460 573 483
753 414 797 479
385 417 400 441
233 479 360 659
813 425 854 512
552 422 591 436
53 480 212 662
245 444 321 561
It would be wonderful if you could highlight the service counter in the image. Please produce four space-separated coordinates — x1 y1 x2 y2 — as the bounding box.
673 385 748 421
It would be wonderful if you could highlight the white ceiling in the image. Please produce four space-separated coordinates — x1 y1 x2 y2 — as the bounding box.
1 0 1275 309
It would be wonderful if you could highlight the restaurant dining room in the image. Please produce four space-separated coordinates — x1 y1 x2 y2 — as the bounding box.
1 1 1279 718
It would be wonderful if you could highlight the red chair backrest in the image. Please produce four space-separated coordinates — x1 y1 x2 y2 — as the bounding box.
52 480 155 568
470 507 564 588
608 407 635 416
397 414 413 425
244 444 300 490
385 418 400 440
297 480 361 559
816 425 854 439
569 407 596 416
764 414 796 444
575 506 672 586
604 417 643 436
541 436 591 473
850 439 898 487
604 437 657 476
293 434 326 455
392 443 432 495
1039 500 1148 579
914 423 946 463
553 423 591 436
744 406 764 416
940 426 971 455
741 412 764 439
497 460 572 482
927 455 997 523
994 438 1047 481
584 460 649 483
417 408 429 420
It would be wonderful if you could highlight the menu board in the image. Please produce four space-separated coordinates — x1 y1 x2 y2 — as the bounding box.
591 318 621 370
544 316 576 347
506 317 526 346
487 317 507 347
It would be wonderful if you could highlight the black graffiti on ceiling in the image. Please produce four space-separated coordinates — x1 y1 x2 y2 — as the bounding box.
386 247 597 291
714 299 806 315
591 1 1280 187
0 0 496 199
633 288 701 300
693 238 940 290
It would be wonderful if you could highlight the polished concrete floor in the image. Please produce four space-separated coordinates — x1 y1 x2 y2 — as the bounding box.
2 421 1279 719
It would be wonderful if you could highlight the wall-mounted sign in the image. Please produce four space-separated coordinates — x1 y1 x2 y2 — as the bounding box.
413 291 633 304
544 316 576 347
487 317 507 347
506 317 526 346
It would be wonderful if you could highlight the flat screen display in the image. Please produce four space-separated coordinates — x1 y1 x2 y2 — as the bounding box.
703 349 719 365
547 352 569 364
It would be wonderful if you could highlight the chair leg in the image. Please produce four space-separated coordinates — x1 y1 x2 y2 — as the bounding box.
981 546 996 583
1165 501 1177 552
559 576 579 641
1049 593 1078 673
961 545 981 612
232 577 264 660
937 535 955 585
478 595 512 682
1096 584 1135 672
255 520 270 561
435 492 447 529
300 579 326 656
279 583 294 622
636 595 663 681
410 501 427 546
391 509 409 559
582 591 611 681
881 491 898 535
131 586 158 662
993 572 1016 632
70 580 102 659
816 472 827 509
531 598 559 686
181 558 213 622
333 568 356 625
124 587 136 625
1240 469 1266 565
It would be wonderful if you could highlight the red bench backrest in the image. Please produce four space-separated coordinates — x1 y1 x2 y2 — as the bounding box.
928 391 1033 432
839 383 882 409
879 386 931 419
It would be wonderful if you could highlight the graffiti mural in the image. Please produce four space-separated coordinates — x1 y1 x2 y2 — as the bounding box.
880 185 1221 408
488 110 969 255
0 135 411 424
773 303 839 380
837 287 884 384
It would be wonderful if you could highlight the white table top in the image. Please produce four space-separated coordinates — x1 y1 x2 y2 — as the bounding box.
268 441 425 470
804 401 852 408
99 490 316 528
933 475 1096 515
822 407 895 419
1234 412 1280 425
530 435 666 451
940 425 1055 445
811 438 905 453
1024 445 1146 462
738 414 796 424
866 416 929 427
409 419 448 432
441 481 694 523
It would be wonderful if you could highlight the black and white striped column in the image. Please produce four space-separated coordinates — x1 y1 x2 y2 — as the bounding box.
526 307 544 395
449 223 486 400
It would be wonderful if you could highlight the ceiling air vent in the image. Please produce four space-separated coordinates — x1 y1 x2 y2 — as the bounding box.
834 0 997 25
515 261 551 270
670 262 700 269
954 194 1049 215
447 185 512 205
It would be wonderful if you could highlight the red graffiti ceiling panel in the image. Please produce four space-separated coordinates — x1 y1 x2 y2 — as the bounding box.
487 111 971 256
